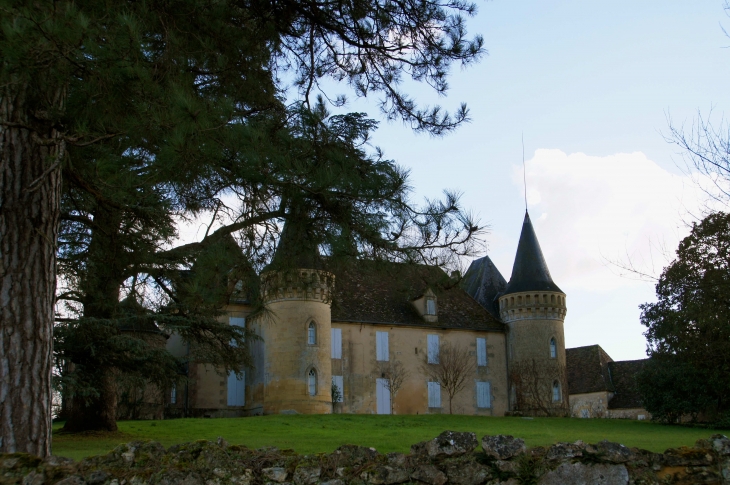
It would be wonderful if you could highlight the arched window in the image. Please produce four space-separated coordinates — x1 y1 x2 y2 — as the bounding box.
308 321 316 345
552 381 561 402
549 338 557 359
308 368 317 396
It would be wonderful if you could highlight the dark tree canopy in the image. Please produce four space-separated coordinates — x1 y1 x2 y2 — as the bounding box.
638 211 730 423
1 0 487 447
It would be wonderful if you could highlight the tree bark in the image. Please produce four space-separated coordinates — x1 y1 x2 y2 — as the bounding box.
0 84 63 457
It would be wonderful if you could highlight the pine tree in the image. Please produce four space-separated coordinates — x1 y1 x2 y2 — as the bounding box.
2 0 484 454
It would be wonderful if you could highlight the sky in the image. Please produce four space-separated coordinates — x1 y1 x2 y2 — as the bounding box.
179 1 730 361
332 0 730 360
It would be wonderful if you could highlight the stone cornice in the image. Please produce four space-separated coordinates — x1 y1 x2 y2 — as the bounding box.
260 269 335 304
498 290 566 323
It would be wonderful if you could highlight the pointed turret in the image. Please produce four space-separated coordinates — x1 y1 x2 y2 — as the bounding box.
499 210 567 416
504 211 561 295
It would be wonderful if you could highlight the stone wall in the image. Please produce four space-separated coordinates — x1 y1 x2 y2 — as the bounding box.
332 324 508 416
4 431 729 485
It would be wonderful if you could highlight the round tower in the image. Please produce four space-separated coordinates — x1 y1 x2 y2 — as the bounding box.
259 268 334 414
257 217 334 414
499 211 568 415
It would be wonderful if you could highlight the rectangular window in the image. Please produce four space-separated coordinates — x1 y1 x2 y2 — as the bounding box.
228 317 246 406
427 334 439 364
428 381 441 408
376 331 389 361
229 317 246 345
332 375 344 402
426 299 436 315
170 384 177 404
227 370 245 406
331 328 342 359
376 378 391 414
476 381 491 408
476 337 487 366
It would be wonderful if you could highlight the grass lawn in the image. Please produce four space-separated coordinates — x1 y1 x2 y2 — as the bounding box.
51 415 721 461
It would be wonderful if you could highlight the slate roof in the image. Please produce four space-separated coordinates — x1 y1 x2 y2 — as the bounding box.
266 217 322 271
461 255 507 320
566 345 615 394
330 261 505 331
566 345 650 410
504 212 562 295
607 359 648 409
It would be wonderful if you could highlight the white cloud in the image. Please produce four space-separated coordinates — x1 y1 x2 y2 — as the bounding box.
515 149 708 292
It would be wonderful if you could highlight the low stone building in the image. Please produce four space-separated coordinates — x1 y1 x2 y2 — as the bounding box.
566 345 650 420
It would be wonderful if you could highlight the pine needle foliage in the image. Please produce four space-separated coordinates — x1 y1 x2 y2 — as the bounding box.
2 0 487 440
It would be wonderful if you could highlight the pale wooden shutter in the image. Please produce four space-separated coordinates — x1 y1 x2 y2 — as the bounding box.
229 317 246 344
428 381 441 408
376 378 391 414
227 370 245 406
331 328 342 359
376 331 389 361
476 337 487 366
426 299 436 315
476 381 490 408
427 335 439 364
332 375 344 402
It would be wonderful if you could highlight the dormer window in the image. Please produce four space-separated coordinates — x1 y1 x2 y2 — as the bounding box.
412 288 438 322
426 298 436 315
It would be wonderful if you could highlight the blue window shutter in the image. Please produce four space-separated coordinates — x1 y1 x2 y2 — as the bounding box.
427 335 439 364
476 338 487 366
477 381 491 408
331 328 342 359
428 381 441 408
376 331 389 361
332 375 344 402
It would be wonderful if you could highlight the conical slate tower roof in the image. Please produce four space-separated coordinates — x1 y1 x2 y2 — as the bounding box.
461 255 507 319
266 208 322 271
503 211 562 295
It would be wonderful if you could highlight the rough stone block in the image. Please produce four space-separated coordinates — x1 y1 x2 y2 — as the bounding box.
411 431 478 458
538 463 628 485
481 435 526 460
262 467 288 483
411 464 447 485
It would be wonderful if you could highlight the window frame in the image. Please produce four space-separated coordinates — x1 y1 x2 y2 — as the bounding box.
552 380 561 402
308 321 317 345
308 368 317 396
549 337 557 359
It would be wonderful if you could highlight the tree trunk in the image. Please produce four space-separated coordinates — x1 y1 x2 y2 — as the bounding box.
0 85 63 457
62 207 124 432
63 369 119 432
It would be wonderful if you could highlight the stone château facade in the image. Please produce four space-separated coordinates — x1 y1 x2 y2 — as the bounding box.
165 211 646 418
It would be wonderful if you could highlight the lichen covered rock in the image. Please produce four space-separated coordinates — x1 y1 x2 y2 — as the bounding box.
411 431 478 458
481 435 526 461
